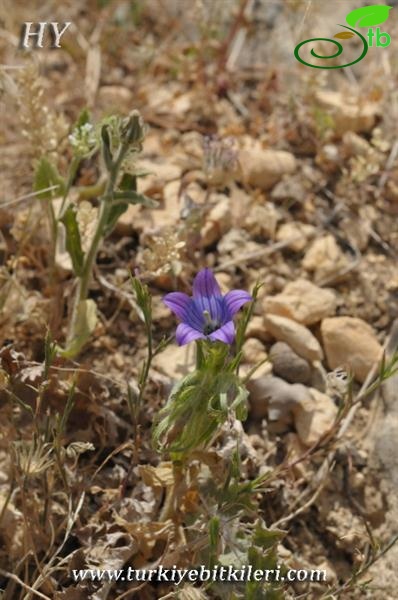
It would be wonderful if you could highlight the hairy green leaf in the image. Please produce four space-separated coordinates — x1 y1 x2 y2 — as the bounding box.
103 203 129 236
103 194 157 236
119 172 137 191
34 157 65 200
115 172 157 206
153 342 249 457
59 299 97 358
101 124 113 170
75 107 91 129
60 206 85 276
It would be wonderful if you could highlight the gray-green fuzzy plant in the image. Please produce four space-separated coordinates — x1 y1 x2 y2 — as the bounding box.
34 109 156 357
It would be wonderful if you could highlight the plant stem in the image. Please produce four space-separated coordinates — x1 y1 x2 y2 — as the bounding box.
59 156 80 218
66 141 128 346
48 156 80 287
45 200 57 281
79 143 127 299
0 479 14 529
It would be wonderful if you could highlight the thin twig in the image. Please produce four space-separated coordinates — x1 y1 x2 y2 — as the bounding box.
214 230 319 271
0 186 59 208
0 569 51 600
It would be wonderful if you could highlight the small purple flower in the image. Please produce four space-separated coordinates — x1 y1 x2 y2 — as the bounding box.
163 268 252 346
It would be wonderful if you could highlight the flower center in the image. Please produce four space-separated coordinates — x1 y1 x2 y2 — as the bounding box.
202 310 219 335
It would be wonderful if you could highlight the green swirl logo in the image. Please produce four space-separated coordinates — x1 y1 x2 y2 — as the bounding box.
294 25 368 69
294 4 392 69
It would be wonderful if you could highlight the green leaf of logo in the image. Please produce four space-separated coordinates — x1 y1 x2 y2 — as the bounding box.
346 5 392 28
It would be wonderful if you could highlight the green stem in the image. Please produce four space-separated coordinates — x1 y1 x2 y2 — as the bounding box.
47 157 80 289
76 176 107 200
66 141 129 346
45 200 57 282
59 156 80 218
195 340 205 369
138 317 153 403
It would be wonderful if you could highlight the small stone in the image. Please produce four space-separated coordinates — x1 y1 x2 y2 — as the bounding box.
243 203 280 239
183 181 207 205
214 272 233 294
269 342 311 384
152 344 195 380
245 316 269 342
217 228 261 257
386 180 398 213
171 91 193 115
229 184 252 222
339 215 369 252
247 375 306 422
264 279 337 325
276 222 315 252
292 388 338 447
321 317 383 383
302 235 350 284
241 338 271 378
271 175 306 204
264 314 323 362
248 376 336 444
342 131 372 157
200 195 232 247
98 86 133 111
137 160 182 195
316 144 341 175
173 131 203 169
364 486 385 524
112 352 124 369
242 338 267 364
241 145 297 190
115 204 142 235
315 90 378 135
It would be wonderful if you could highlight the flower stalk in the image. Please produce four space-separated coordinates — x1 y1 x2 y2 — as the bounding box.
154 269 254 460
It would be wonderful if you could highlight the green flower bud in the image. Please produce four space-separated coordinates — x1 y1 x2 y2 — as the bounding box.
121 110 146 147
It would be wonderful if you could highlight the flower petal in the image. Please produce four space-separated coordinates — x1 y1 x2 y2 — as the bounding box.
223 290 252 317
192 268 221 299
186 299 206 330
163 292 191 321
176 323 206 346
192 296 223 326
209 320 235 345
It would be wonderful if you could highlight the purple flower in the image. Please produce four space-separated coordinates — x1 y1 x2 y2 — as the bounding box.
163 268 252 346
